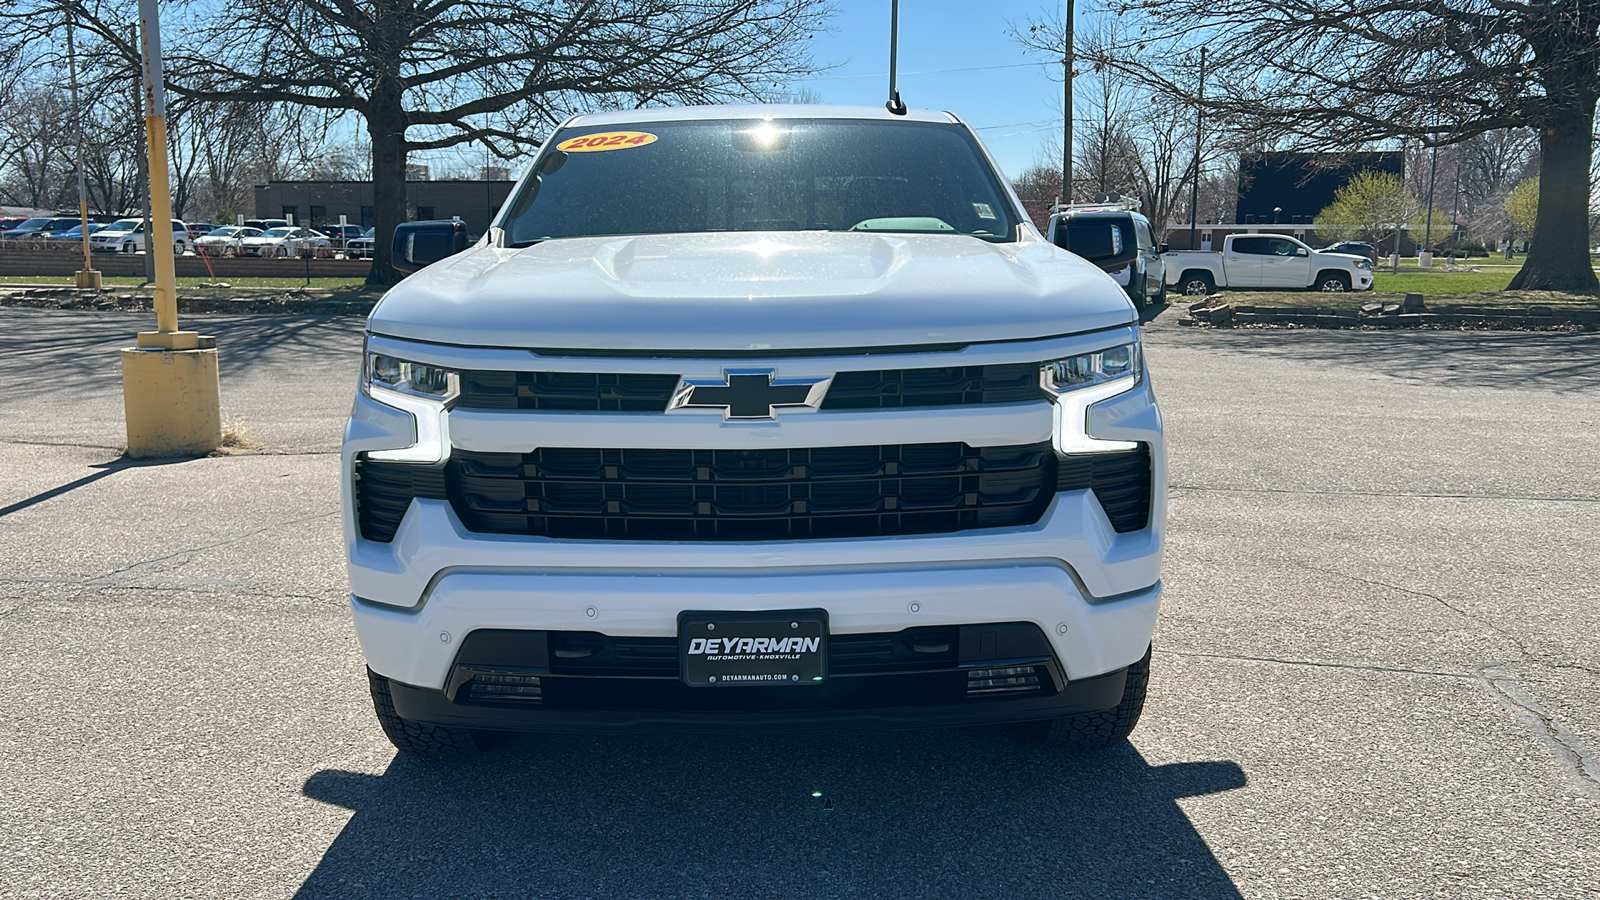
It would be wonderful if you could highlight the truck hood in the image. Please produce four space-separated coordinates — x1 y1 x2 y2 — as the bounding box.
368 231 1134 352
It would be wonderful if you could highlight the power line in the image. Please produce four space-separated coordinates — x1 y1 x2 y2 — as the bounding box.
800 62 1045 82
973 120 1051 131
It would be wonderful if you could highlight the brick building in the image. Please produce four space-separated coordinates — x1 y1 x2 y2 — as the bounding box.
253 178 517 236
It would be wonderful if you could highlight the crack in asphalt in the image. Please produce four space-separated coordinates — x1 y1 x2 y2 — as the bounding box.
0 438 124 452
1478 663 1600 799
1157 648 1472 680
83 511 339 587
1297 563 1533 659
1170 484 1600 504
1239 563 1598 800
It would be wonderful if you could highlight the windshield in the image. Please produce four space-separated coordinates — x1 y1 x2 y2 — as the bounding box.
263 228 292 238
502 118 1020 246
100 221 137 234
207 227 240 237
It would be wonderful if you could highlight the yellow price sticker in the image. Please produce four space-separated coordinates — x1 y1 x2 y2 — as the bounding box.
555 131 659 153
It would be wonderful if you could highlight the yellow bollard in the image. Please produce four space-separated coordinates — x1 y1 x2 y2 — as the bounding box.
121 342 222 457
120 0 221 457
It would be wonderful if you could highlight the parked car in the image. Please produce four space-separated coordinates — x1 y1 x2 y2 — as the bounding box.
1046 200 1167 308
0 216 61 239
344 227 376 259
45 222 104 242
88 218 195 255
238 226 330 257
321 223 366 251
0 217 29 233
283 227 334 257
194 225 264 256
243 218 290 232
185 222 218 242
1164 234 1374 293
1318 241 1379 265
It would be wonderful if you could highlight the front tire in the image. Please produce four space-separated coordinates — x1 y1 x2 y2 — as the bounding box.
368 668 492 758
1318 271 1352 292
1179 271 1215 296
1037 644 1150 748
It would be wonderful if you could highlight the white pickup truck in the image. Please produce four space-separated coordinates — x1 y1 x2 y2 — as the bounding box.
1165 233 1374 294
346 104 1166 758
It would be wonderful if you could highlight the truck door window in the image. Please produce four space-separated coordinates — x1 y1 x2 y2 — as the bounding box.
1231 237 1270 255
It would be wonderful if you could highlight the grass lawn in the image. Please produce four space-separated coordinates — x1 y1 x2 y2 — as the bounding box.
1370 269 1520 293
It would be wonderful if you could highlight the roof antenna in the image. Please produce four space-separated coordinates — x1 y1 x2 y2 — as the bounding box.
886 0 907 115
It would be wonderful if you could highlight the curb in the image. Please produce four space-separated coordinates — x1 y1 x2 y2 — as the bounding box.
1180 294 1600 331
0 286 378 317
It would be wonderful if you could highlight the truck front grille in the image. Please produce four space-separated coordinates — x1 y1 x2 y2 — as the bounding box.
455 363 1044 412
353 443 1151 542
447 442 1054 541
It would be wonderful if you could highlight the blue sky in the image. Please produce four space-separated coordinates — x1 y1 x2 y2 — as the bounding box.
795 0 1067 180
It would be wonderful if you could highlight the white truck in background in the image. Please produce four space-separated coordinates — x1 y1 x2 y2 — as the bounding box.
1165 233 1374 295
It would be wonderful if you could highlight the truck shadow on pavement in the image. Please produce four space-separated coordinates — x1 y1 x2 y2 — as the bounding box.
296 726 1246 899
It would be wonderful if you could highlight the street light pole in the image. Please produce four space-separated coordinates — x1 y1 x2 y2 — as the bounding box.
1187 46 1205 250
119 0 222 457
65 14 101 290
1423 143 1438 261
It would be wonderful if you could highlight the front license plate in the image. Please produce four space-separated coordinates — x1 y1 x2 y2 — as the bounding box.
679 610 828 687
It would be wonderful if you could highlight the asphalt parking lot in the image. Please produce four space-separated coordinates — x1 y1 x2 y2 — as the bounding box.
1 307 1596 898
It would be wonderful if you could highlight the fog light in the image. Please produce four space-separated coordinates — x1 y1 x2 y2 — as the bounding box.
465 672 543 703
966 665 1042 696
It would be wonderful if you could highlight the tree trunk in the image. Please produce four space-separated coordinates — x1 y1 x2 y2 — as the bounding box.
366 85 409 286
1507 98 1599 292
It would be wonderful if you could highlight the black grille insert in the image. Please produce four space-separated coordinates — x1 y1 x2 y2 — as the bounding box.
353 444 1151 542
447 443 1053 541
457 371 681 411
454 364 1047 412
353 459 446 542
1056 444 1151 532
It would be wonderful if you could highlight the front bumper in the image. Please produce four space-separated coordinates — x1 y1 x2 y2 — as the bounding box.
344 329 1166 719
384 656 1132 734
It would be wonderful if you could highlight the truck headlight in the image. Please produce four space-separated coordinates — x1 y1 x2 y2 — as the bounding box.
1355 258 1373 270
1040 342 1142 453
364 352 459 401
362 347 459 462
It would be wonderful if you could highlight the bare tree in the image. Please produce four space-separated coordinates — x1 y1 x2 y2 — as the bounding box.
1013 11 1229 241
0 84 75 210
1043 0 1600 290
4 1 828 282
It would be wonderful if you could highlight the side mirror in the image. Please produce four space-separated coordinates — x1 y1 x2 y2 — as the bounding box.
391 220 468 274
1051 218 1139 272
1296 248 1309 257
1156 243 1169 255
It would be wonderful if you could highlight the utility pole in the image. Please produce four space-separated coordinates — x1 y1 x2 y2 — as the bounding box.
1422 143 1438 265
1188 46 1205 250
132 25 153 284
119 0 222 458
1062 0 1074 203
66 13 100 290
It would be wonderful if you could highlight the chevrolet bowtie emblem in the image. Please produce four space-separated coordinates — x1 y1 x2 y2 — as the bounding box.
669 368 833 420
